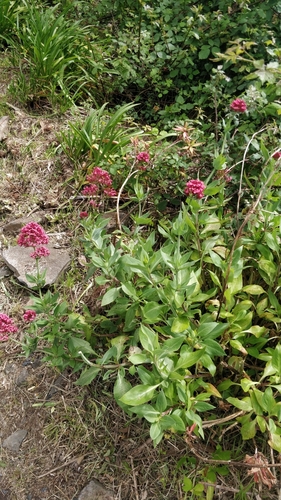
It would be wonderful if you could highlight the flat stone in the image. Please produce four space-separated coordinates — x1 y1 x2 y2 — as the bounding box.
3 429 27 452
2 213 46 235
77 480 115 500
2 245 71 287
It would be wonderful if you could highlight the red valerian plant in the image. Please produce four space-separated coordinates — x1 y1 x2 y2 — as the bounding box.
79 211 89 218
81 167 117 202
184 179 206 199
136 151 150 171
17 222 50 259
273 151 281 160
230 98 247 113
0 313 18 341
23 310 37 322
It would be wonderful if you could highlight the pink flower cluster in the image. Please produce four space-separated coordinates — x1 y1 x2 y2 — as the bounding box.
273 152 281 160
136 151 150 171
230 99 247 113
23 310 37 322
184 179 206 199
0 313 18 341
17 222 50 260
81 167 117 206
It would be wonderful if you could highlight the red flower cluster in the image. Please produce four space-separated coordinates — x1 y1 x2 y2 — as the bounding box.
30 246 50 259
184 179 206 199
136 151 150 171
79 211 89 218
273 151 281 160
230 98 247 113
23 310 37 322
81 167 117 199
17 222 50 260
0 313 18 341
17 222 49 247
137 152 150 163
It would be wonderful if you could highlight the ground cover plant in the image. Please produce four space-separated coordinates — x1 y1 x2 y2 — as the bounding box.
1 0 281 498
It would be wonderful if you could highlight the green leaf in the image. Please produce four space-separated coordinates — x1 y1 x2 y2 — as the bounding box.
128 353 151 364
199 45 210 59
227 397 253 411
150 421 163 441
139 324 159 353
175 349 204 370
268 433 281 453
241 418 257 440
141 302 166 323
171 316 190 333
101 287 120 306
68 337 95 355
160 414 186 432
242 285 266 295
272 344 281 373
75 366 101 385
114 370 132 409
130 404 160 423
183 477 193 492
120 384 160 406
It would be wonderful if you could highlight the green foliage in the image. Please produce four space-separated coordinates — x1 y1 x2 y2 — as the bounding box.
4 2 111 109
0 0 20 45
60 102 142 169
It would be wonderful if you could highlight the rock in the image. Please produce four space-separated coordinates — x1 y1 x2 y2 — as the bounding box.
0 116 9 142
2 213 46 235
0 266 12 278
2 245 71 287
3 429 27 452
77 480 115 500
15 368 29 386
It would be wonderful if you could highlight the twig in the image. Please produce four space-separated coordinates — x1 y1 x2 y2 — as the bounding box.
236 125 267 217
116 167 138 231
130 457 140 500
201 410 244 428
37 455 86 478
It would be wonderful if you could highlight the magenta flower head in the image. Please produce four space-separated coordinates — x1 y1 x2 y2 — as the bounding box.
79 211 89 218
23 310 37 322
30 246 50 259
184 179 206 199
0 313 18 341
230 98 247 113
137 152 150 163
17 222 49 248
86 167 113 187
273 152 281 160
103 188 117 197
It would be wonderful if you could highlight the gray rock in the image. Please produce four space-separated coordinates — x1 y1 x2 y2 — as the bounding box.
2 245 71 287
77 480 115 500
15 368 29 386
0 116 9 141
2 213 46 235
3 429 27 452
0 266 12 278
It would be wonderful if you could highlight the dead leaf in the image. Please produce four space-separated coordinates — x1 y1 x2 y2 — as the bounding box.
245 451 277 490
